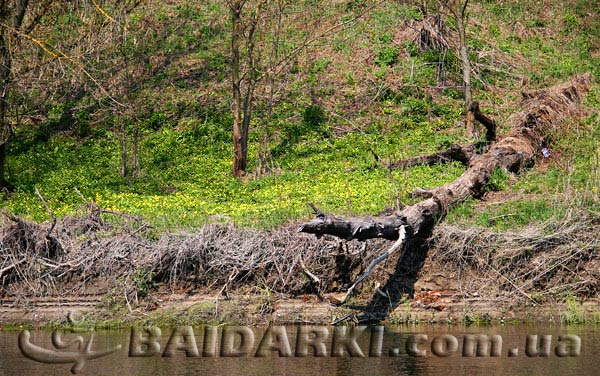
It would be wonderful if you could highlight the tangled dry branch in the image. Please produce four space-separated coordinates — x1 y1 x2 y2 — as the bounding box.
1 201 597 307
431 209 600 301
0 205 389 302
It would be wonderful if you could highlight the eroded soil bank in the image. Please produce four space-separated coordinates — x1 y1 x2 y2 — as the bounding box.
2 288 599 328
0 206 598 328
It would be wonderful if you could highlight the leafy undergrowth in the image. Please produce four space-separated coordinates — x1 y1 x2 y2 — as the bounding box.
5 119 467 229
0 0 599 233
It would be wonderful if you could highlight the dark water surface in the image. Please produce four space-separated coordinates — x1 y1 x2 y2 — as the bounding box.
0 324 598 375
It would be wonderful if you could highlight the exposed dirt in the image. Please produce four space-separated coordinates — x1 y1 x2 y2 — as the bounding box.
0 200 598 328
2 286 599 328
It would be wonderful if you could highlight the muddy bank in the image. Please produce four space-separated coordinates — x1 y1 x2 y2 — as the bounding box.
0 205 598 327
1 291 599 328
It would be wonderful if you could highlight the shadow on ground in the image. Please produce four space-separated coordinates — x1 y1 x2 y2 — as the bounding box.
354 231 434 323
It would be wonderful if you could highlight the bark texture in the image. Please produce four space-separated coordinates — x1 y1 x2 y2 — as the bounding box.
300 74 593 243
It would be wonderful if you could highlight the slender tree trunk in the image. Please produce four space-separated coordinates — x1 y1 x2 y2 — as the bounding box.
120 120 127 177
0 19 12 190
241 84 253 172
258 1 284 173
453 1 474 137
230 3 245 177
132 124 139 177
457 20 471 106
458 18 475 137
0 54 11 191
240 13 258 174
0 0 29 190
0 142 10 191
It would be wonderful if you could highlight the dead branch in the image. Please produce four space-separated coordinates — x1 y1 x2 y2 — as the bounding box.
300 74 592 242
468 101 497 142
299 73 593 302
341 226 407 303
35 187 57 238
385 143 477 169
0 258 26 279
385 102 497 170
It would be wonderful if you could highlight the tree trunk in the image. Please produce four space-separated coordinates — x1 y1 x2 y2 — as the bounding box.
120 120 127 177
240 84 253 173
238 9 261 176
0 0 29 190
132 124 139 177
451 0 474 137
457 18 471 107
230 3 245 177
0 20 12 190
300 74 592 243
0 143 11 191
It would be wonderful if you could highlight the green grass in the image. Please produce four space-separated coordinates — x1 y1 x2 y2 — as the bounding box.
561 295 586 325
4 118 466 229
1 0 599 233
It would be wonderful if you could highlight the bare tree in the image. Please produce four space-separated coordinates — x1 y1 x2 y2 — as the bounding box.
437 0 474 135
0 0 31 190
434 0 471 103
226 0 385 177
0 0 134 188
227 0 263 177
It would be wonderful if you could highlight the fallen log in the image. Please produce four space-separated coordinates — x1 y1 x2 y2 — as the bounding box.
385 101 496 170
385 143 475 169
299 73 593 301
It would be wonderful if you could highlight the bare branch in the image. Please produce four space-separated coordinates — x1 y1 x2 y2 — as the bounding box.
341 226 407 304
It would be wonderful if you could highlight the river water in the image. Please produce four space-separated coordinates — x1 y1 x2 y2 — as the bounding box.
0 324 598 375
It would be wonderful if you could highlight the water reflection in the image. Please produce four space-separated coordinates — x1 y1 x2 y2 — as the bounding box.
0 324 597 375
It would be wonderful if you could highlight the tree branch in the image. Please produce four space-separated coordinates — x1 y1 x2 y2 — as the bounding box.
341 226 407 303
301 74 593 243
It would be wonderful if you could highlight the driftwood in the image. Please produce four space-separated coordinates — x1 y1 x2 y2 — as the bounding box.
299 73 593 301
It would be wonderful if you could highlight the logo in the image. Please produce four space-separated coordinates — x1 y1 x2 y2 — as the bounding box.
16 312 582 373
17 312 122 374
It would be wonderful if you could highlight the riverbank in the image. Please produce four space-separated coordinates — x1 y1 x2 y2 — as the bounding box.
1 195 598 329
2 291 600 329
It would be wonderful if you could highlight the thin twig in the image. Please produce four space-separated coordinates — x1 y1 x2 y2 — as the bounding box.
35 187 57 237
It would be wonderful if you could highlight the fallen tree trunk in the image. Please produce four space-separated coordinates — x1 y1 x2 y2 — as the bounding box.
299 74 592 305
384 101 497 170
300 74 592 242
385 143 475 169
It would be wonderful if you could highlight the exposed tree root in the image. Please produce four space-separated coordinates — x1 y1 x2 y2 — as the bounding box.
341 225 407 303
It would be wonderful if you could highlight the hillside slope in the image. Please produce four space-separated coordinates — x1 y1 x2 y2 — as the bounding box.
0 0 598 324
0 0 597 230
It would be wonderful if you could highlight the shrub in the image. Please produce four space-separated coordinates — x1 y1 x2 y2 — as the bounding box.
375 45 400 67
302 104 326 127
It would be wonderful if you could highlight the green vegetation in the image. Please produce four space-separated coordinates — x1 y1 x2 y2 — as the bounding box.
0 0 598 235
131 269 158 299
561 295 586 324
